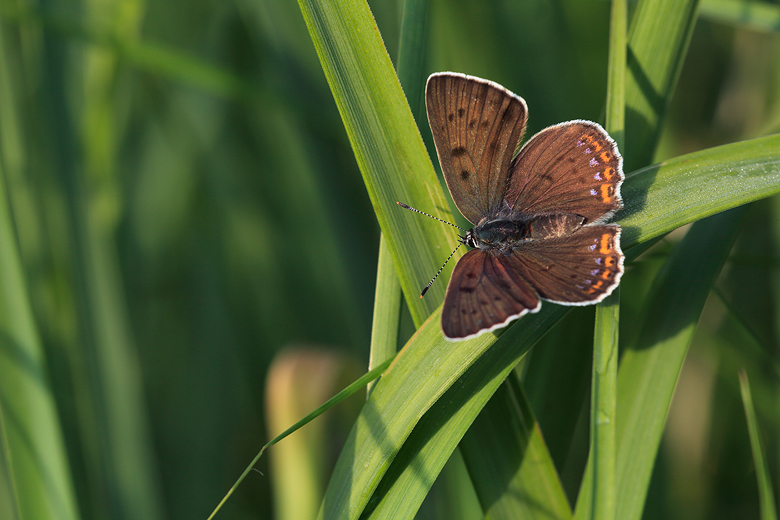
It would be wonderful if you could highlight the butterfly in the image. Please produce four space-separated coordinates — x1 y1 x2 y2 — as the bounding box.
401 72 625 341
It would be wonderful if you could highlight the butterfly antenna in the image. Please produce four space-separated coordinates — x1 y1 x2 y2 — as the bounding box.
420 242 463 298
396 202 467 231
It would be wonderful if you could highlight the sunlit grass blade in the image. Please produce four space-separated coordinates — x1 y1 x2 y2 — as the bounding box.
335 304 571 520
618 133 780 246
297 0 459 326
318 134 780 518
738 370 778 520
364 0 429 394
297 0 780 516
303 0 780 518
368 236 401 395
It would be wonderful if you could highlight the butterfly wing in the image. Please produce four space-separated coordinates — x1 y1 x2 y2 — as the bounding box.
506 225 624 305
504 120 623 223
442 249 540 340
426 73 528 224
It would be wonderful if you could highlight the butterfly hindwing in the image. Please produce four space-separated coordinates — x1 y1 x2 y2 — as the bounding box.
426 73 528 224
442 249 540 340
505 224 624 304
505 121 623 224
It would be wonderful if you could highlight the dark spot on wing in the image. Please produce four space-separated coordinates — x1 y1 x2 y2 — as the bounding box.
458 108 465 118
448 113 455 122
451 146 467 157
460 170 470 181
469 119 477 129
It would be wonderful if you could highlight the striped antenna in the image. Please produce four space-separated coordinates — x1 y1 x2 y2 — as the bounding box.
419 242 464 297
397 201 468 297
396 202 466 231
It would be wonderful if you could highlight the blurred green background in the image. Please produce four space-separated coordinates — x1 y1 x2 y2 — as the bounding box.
0 0 779 519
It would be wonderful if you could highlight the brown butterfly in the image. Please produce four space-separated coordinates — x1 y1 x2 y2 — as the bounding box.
401 72 624 340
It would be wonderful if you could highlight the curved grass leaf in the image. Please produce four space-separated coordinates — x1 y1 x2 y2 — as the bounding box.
317 134 780 519
368 236 402 395
297 0 459 327
297 0 780 517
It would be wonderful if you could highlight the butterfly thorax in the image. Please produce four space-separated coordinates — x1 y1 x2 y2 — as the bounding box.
466 213 586 253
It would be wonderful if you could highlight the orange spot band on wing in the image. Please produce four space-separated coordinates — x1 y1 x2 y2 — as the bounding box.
600 184 612 203
588 280 605 294
600 151 610 163
602 166 613 180
581 134 601 151
599 234 612 255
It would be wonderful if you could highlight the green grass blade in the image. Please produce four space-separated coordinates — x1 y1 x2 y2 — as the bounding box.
396 0 429 121
584 1 626 518
317 134 780 518
738 370 778 520
618 133 780 246
586 292 620 520
365 0 429 395
0 20 80 520
0 138 79 520
606 0 627 147
611 208 745 520
459 372 572 520
297 0 459 327
700 0 780 33
368 236 401 395
208 357 393 520
297 0 780 516
344 304 572 520
624 0 699 171
0 181 80 520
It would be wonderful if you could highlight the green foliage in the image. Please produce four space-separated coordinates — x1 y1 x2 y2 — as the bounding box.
0 0 779 519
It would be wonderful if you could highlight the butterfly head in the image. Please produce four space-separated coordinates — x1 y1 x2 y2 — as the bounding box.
459 229 478 249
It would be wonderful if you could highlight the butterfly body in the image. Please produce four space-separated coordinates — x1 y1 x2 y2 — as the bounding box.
417 72 625 340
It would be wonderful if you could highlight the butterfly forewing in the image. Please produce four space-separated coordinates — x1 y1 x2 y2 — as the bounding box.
442 249 540 340
505 121 623 223
505 225 623 304
426 73 528 224
413 73 626 341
